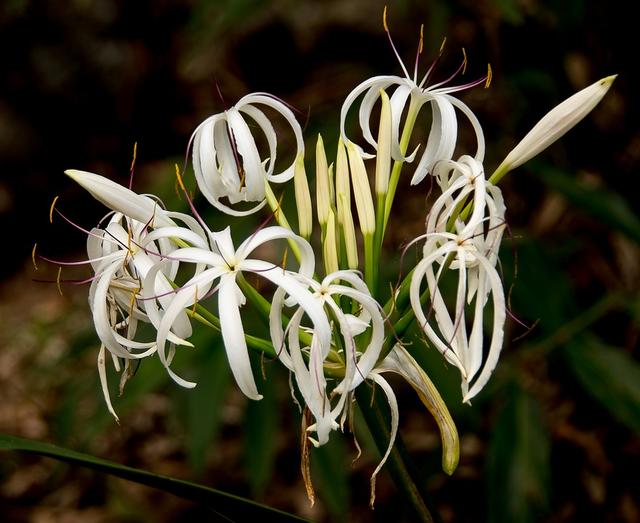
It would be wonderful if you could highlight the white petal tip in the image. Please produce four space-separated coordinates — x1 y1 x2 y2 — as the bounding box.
65 169 84 180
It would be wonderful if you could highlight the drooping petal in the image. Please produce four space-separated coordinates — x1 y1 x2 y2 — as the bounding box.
218 273 262 400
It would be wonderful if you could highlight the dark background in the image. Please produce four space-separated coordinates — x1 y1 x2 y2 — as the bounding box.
1 1 638 522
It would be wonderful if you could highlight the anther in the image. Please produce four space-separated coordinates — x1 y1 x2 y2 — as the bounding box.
128 141 138 190
32 243 38 271
56 267 63 296
49 196 59 224
485 64 493 88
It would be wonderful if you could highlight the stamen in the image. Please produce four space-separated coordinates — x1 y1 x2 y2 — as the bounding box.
56 267 63 296
32 243 38 271
485 64 493 88
413 24 425 82
49 196 59 224
382 6 411 80
281 247 289 274
429 49 470 90
439 36 447 54
191 286 199 316
128 287 138 319
128 141 138 190
174 164 211 244
215 81 230 111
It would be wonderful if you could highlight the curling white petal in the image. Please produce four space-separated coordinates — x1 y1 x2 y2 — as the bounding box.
218 273 262 400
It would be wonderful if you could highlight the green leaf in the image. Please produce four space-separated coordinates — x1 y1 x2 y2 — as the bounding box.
487 384 550 523
311 433 350 521
186 336 231 476
244 364 278 497
537 166 640 244
0 432 308 522
564 338 640 433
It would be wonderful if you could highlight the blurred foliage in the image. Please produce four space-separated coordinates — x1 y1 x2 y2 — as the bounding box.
1 0 639 522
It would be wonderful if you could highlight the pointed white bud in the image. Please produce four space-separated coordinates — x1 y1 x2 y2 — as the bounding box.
347 142 376 235
65 169 173 227
375 89 392 196
322 209 340 275
293 154 313 239
315 134 331 227
494 75 616 181
335 139 359 269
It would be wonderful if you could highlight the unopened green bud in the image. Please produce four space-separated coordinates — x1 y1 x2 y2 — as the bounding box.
315 134 331 227
375 89 392 196
294 153 312 239
347 142 376 235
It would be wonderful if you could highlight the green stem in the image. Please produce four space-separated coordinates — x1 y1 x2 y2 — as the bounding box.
187 303 276 358
382 96 421 234
264 181 303 262
356 385 437 523
364 232 376 297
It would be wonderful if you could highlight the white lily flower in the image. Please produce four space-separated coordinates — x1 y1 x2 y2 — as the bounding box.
63 172 213 417
410 156 506 402
151 225 331 400
494 75 616 181
269 270 385 446
410 230 506 403
340 15 487 185
85 207 209 417
190 93 305 216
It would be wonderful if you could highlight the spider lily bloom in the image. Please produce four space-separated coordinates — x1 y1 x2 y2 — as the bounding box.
87 208 210 417
151 226 331 401
340 13 487 185
493 75 617 183
190 93 305 216
429 155 506 266
410 156 506 402
269 270 385 446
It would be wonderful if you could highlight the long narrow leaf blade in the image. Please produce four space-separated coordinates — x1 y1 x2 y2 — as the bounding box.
0 432 308 522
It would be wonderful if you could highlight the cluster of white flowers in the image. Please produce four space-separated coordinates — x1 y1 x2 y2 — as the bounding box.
44 17 614 504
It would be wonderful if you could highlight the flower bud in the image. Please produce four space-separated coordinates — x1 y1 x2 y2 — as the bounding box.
347 142 376 235
65 169 173 227
294 153 313 239
335 139 359 269
315 134 331 227
375 89 392 196
494 75 616 182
